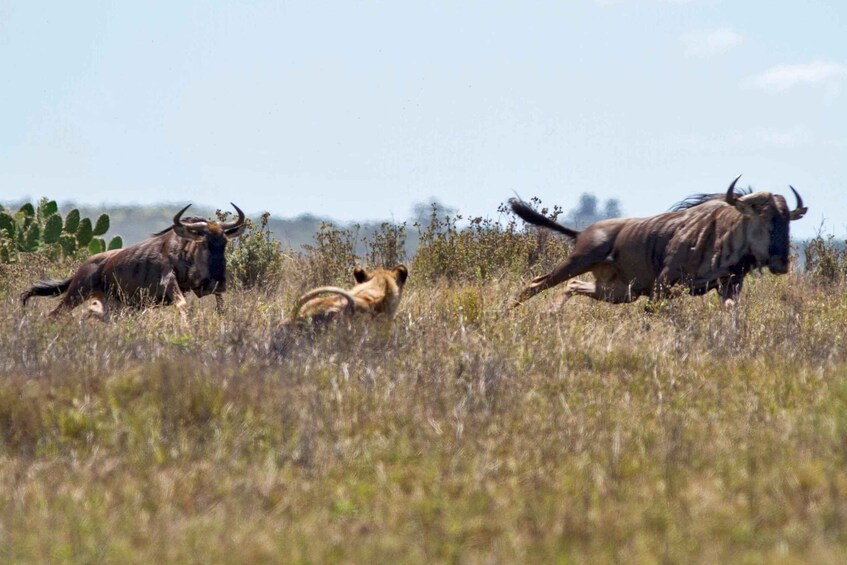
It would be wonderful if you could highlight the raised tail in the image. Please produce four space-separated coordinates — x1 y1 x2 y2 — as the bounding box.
21 278 72 306
291 286 357 319
509 198 581 239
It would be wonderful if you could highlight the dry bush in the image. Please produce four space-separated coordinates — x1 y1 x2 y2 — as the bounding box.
805 232 847 285
412 199 572 284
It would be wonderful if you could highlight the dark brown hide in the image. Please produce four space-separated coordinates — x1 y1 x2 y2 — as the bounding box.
511 176 806 308
21 203 246 318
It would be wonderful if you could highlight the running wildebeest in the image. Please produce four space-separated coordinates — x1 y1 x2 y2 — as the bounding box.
510 176 807 308
21 203 247 319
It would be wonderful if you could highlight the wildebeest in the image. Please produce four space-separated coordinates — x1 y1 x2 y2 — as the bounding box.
510 176 807 308
21 203 247 318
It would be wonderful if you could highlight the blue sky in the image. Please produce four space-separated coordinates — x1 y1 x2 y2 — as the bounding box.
1 1 844 237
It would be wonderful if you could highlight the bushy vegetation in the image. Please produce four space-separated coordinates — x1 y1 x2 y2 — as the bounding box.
1 208 847 563
222 211 282 290
805 232 847 284
412 199 572 284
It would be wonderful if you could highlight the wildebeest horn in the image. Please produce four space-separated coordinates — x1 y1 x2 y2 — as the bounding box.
222 202 246 234
725 174 742 206
789 186 808 221
173 204 192 225
173 203 208 232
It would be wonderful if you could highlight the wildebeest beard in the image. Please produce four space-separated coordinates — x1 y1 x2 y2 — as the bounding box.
767 197 791 274
202 248 227 294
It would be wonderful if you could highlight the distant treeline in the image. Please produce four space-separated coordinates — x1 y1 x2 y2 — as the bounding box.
59 193 626 252
6 193 621 255
2 195 839 272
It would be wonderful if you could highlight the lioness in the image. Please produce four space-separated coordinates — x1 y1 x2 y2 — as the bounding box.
293 264 409 325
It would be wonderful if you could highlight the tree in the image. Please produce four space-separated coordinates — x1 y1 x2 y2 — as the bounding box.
565 193 623 228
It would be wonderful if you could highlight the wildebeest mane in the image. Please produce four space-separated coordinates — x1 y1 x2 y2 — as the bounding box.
150 216 209 237
670 186 754 211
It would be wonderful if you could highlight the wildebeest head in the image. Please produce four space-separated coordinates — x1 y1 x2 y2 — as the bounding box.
723 175 807 274
172 203 246 294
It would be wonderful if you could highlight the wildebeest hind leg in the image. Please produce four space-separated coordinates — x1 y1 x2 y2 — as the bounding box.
564 279 596 298
85 296 111 322
48 287 89 317
512 254 600 307
567 279 635 304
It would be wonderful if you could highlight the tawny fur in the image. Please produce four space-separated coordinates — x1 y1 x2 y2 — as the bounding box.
293 265 409 326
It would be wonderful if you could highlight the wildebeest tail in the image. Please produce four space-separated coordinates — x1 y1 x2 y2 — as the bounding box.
21 278 72 305
509 198 581 239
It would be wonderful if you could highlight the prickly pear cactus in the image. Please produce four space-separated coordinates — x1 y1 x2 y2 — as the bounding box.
43 214 63 244
64 209 80 233
93 214 109 236
76 218 93 247
0 197 123 263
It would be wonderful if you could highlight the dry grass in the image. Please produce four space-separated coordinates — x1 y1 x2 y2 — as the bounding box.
1 250 847 563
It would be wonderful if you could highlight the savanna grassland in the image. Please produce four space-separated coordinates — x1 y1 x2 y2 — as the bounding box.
1 213 847 564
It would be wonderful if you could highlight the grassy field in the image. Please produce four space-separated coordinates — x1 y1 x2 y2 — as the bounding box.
1 233 847 563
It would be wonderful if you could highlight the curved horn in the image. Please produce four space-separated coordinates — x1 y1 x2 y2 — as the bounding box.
172 203 208 233
173 204 192 225
725 174 742 207
222 202 246 233
788 185 808 221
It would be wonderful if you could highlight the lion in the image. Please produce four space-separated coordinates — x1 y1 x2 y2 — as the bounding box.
271 264 409 356
292 264 409 325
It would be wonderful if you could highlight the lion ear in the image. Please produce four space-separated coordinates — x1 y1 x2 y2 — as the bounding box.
353 267 369 284
393 264 409 286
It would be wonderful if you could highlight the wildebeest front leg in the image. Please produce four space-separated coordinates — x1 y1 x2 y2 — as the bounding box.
720 277 744 310
162 272 189 321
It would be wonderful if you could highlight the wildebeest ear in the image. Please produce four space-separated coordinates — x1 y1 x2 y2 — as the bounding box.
393 264 409 286
353 267 369 283
732 192 766 218
172 224 206 241
224 224 247 239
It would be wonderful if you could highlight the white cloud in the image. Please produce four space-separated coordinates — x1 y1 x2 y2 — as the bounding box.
746 61 847 91
682 28 743 57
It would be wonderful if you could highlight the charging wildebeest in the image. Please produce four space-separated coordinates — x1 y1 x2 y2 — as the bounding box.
510 176 807 308
21 203 247 318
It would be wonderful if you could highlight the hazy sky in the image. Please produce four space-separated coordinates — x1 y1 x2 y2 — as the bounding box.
1 1 844 238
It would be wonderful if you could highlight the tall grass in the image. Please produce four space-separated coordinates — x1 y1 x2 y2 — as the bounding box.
1 220 846 563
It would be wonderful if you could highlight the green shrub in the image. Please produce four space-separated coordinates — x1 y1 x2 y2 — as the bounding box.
302 222 359 287
804 232 847 284
363 221 407 268
224 211 283 289
411 199 572 283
